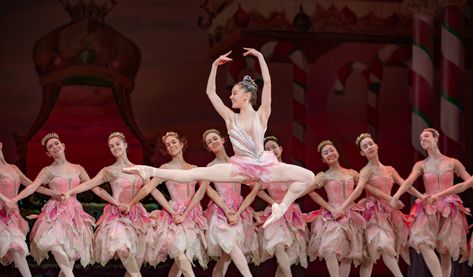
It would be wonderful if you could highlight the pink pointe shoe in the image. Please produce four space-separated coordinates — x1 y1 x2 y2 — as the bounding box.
263 202 288 228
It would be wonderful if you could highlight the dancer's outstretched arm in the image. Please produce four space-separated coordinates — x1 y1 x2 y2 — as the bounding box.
0 193 9 203
15 166 59 198
332 168 371 218
91 187 120 207
206 182 231 213
207 51 234 123
244 47 271 121
389 166 424 200
10 168 49 203
150 189 177 216
391 162 423 206
129 177 162 206
308 191 333 212
433 176 473 199
65 173 105 197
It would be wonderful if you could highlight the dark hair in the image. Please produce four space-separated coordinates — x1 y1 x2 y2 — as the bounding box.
238 75 258 106
264 135 280 147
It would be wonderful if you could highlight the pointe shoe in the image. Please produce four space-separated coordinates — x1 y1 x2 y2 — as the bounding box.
123 165 151 181
263 203 288 228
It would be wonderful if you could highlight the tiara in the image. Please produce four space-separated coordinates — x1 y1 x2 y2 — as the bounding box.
240 75 257 92
263 135 279 144
355 133 372 147
317 140 334 153
423 128 439 138
162 131 179 143
108 131 125 141
41 132 59 146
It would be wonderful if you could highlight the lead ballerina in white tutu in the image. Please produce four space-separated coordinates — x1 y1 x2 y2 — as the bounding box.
123 48 315 227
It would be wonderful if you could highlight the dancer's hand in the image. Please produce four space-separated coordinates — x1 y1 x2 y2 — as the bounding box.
389 196 399 208
5 200 16 215
118 203 131 214
213 51 232 66
123 165 152 182
425 195 437 205
173 213 185 224
60 191 70 202
224 208 235 218
243 47 262 58
228 213 239 225
331 207 345 219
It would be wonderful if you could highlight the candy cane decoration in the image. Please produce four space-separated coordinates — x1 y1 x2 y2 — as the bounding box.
367 45 410 138
440 2 465 157
333 62 369 95
411 12 434 156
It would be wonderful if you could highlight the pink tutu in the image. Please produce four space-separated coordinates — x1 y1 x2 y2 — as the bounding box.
359 196 410 264
205 196 259 264
308 205 365 266
147 201 209 268
93 203 151 266
229 151 278 183
259 203 309 267
0 205 29 265
409 195 469 261
29 197 95 266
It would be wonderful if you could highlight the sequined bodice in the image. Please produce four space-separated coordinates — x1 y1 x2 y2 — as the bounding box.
166 180 197 204
228 113 265 160
423 170 454 194
0 166 20 199
325 178 355 206
110 176 143 203
214 182 241 200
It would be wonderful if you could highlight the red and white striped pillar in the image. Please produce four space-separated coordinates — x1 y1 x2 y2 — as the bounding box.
407 1 437 157
440 0 466 158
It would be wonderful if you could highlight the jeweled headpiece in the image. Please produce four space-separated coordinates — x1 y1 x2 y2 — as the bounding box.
355 133 372 147
162 131 179 143
264 135 279 145
41 132 59 146
239 75 257 92
317 140 334 153
423 128 439 138
108 131 125 141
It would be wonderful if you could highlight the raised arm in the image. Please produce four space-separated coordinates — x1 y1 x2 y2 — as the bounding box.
243 47 271 121
207 51 234 122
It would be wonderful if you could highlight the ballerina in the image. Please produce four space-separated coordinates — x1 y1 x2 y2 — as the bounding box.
4 133 95 277
0 141 63 277
307 140 365 277
390 128 471 277
332 133 422 277
256 135 316 277
123 48 315 228
126 131 209 277
202 128 259 277
62 132 155 277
